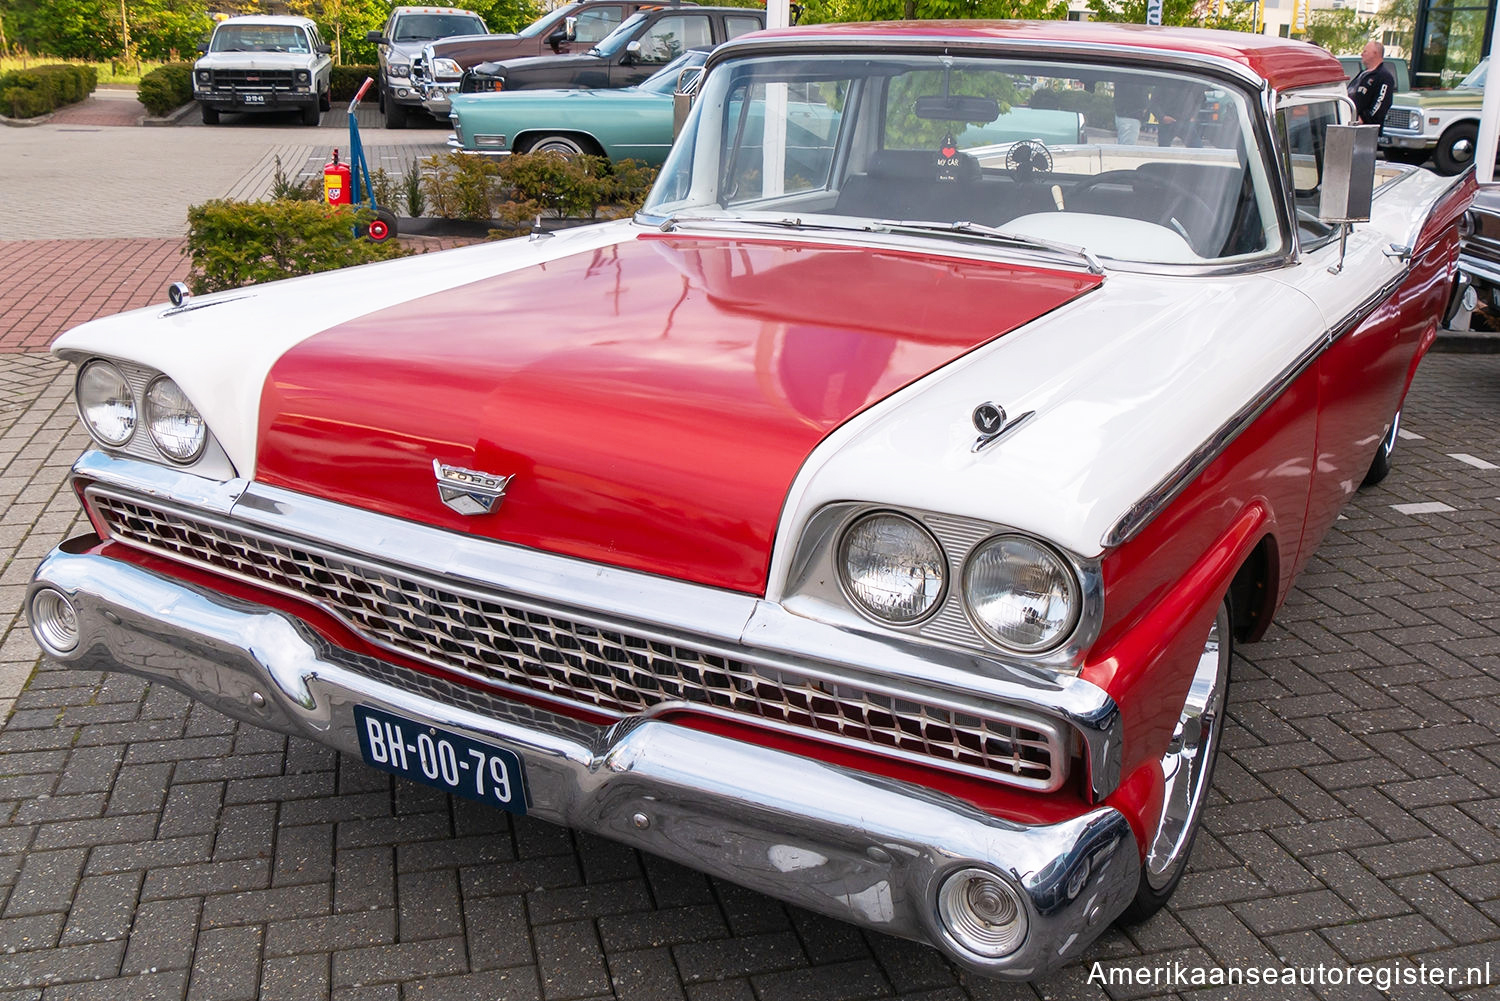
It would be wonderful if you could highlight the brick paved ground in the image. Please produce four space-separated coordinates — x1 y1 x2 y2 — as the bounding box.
47 90 147 129
0 352 1496 1000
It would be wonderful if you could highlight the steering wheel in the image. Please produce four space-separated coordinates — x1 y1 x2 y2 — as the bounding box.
1067 169 1217 254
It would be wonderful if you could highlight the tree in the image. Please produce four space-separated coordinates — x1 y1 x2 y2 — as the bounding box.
1085 0 1256 31
1303 8 1376 55
800 0 1067 26
467 0 545 34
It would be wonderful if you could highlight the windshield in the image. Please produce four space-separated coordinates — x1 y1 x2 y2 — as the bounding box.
1461 58 1487 89
210 24 312 53
640 49 709 95
520 3 576 37
592 11 649 57
644 53 1284 266
393 13 486 41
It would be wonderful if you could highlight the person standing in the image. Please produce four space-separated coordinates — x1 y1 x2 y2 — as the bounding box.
1348 40 1397 129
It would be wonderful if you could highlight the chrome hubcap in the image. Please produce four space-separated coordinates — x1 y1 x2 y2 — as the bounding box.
1453 138 1475 162
1144 602 1230 890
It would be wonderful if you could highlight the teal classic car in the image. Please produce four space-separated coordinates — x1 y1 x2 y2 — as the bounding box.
448 49 1088 163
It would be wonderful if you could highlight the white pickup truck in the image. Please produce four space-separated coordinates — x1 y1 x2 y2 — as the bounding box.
194 15 333 126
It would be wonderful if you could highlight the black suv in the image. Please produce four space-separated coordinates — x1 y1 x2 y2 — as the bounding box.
461 6 762 92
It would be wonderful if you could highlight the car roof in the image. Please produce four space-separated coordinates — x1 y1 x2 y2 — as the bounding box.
740 20 1345 92
215 15 319 27
390 6 482 14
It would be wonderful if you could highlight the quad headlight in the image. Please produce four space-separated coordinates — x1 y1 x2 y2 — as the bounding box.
838 512 946 625
963 535 1080 653
389 62 411 78
143 376 207 463
76 360 136 447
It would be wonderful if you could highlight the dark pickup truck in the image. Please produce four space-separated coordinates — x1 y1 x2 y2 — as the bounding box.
413 0 698 117
460 6 763 93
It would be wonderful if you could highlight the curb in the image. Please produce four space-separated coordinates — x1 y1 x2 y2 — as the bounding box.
1432 328 1500 353
142 101 198 127
0 110 54 127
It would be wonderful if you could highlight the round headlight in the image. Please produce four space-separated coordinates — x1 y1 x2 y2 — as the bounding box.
838 512 946 625
963 535 1080 653
389 63 410 78
76 360 136 447
144 377 207 463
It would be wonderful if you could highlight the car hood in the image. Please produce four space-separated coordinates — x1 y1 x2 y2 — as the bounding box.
428 33 536 70
1406 86 1481 108
251 233 1101 594
482 51 604 75
196 52 317 70
451 85 656 117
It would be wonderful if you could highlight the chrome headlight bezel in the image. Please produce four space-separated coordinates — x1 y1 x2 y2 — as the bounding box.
836 510 947 627
961 534 1083 655
780 502 1102 674
76 359 137 447
432 57 463 77
388 62 411 79
143 375 209 464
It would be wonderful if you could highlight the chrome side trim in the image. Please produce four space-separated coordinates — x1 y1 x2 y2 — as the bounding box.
1103 266 1410 549
29 544 1141 979
69 452 1126 800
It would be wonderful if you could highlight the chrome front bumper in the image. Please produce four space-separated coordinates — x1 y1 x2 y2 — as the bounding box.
422 83 458 117
30 540 1140 977
446 133 510 157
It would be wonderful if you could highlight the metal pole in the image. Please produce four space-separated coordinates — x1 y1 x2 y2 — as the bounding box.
1477 10 1500 182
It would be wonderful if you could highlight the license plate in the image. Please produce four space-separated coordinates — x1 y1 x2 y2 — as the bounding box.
243 94 265 104
355 705 529 813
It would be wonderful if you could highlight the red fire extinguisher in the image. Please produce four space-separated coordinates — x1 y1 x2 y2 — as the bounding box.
323 149 352 206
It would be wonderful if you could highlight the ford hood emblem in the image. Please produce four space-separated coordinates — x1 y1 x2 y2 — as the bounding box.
433 460 513 516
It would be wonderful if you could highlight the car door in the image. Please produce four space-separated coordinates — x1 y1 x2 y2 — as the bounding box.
612 13 713 86
1266 91 1428 566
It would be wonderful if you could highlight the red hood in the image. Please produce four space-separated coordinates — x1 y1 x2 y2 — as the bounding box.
256 234 1100 594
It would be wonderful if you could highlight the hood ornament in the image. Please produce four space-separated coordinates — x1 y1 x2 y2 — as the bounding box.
433 460 514 516
971 401 1036 453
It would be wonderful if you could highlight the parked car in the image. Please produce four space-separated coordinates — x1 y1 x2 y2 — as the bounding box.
413 0 698 119
459 6 763 93
447 48 1086 162
30 21 1472 980
1379 58 1489 174
193 15 332 125
1459 182 1500 307
366 5 488 129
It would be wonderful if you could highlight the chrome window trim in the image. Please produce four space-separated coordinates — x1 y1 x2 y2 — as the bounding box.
71 451 1125 799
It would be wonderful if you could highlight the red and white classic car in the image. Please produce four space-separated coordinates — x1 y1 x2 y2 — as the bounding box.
29 21 1473 978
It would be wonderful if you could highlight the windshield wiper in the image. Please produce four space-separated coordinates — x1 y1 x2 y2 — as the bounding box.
871 219 1103 275
657 214 1103 274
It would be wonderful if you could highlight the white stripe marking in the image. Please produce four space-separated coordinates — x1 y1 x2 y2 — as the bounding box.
1397 429 1424 441
1448 453 1498 470
1390 501 1455 515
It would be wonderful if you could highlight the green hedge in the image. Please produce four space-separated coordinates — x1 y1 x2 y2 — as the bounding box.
1028 86 1117 130
0 63 97 118
137 62 193 117
185 199 408 294
331 65 380 103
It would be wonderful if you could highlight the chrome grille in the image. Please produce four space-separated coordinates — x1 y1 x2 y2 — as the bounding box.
90 491 1065 790
1384 107 1420 132
211 69 296 89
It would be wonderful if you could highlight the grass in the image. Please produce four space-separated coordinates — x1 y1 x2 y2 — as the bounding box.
0 55 170 85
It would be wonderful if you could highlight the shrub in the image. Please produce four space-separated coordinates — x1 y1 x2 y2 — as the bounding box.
420 151 503 221
402 159 425 217
137 62 193 117
185 199 408 294
0 63 97 118
268 155 320 201
330 66 380 103
419 150 659 225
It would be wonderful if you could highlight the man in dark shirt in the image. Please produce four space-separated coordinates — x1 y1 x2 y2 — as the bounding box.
1349 40 1397 128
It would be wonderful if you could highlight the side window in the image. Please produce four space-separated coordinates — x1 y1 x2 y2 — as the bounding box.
573 8 621 43
1277 99 1342 246
725 15 761 40
720 80 847 204
636 15 711 64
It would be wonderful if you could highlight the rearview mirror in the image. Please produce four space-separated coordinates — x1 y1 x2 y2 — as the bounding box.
316 44 332 55
365 30 383 43
913 94 1000 123
1318 124 1378 224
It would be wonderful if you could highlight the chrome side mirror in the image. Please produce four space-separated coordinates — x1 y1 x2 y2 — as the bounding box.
564 16 578 40
623 39 642 64
1319 124 1378 224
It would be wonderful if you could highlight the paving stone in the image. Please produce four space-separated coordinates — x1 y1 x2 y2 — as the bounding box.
396 869 462 941
330 935 468 988
0 911 64 952
260 953 330 1001
187 924 262 1001
402 967 542 1001
608 947 687 1001
36 969 190 1001
463 895 532 970
673 931 807 984
0 941 126 991
533 919 612 1000
4 849 87 918
201 882 329 928
59 871 141 944
272 820 333 885
122 898 202 974
752 958 891 1001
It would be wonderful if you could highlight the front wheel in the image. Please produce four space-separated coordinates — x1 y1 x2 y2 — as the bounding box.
300 103 320 126
319 86 331 112
1434 122 1479 175
200 104 220 125
384 94 408 129
520 133 590 157
1362 408 1401 487
1119 599 1231 923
